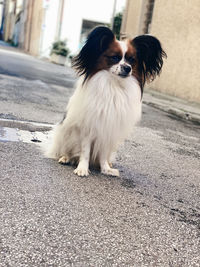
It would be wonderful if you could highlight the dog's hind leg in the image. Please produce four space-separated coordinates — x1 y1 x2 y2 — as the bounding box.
58 156 70 165
74 139 90 177
100 159 119 177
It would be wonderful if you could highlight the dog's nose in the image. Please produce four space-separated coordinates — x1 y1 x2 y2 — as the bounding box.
122 65 131 74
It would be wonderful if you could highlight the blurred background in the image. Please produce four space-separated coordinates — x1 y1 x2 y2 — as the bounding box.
0 0 200 104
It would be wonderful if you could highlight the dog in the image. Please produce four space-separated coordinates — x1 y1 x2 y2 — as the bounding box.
45 26 166 177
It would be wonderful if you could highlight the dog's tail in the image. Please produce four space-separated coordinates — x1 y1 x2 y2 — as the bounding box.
39 125 61 159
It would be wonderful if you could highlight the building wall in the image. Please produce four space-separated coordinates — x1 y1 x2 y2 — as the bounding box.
2 0 27 47
23 0 43 55
40 0 60 58
60 0 120 54
0 2 3 27
12 0 23 46
28 0 43 56
41 0 126 57
3 0 10 41
3 0 15 41
149 0 200 102
40 0 118 57
17 0 26 47
120 0 149 38
121 0 200 103
2 0 125 58
23 0 31 51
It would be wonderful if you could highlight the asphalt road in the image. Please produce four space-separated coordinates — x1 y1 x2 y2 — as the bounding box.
0 46 76 88
0 45 200 267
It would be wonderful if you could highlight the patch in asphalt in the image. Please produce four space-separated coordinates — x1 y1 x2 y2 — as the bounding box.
0 119 51 144
0 126 48 144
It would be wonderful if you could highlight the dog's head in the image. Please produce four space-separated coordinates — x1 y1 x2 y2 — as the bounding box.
72 26 167 93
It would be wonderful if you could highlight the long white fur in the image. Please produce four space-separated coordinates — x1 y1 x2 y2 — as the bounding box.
45 69 142 176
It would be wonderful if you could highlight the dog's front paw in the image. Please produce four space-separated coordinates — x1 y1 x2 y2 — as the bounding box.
101 168 119 177
74 167 89 177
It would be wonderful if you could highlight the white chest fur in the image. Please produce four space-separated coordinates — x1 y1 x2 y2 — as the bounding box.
46 70 142 168
66 70 142 158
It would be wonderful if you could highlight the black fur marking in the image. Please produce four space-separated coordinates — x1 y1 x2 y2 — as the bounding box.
60 112 67 124
72 26 115 82
132 35 167 88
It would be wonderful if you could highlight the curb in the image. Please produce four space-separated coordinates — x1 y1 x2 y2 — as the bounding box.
143 90 200 125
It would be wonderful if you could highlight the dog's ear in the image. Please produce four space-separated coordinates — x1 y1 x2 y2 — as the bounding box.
132 35 167 85
72 26 115 81
87 26 115 53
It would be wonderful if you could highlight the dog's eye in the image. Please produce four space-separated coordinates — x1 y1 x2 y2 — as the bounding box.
109 55 122 63
126 57 135 65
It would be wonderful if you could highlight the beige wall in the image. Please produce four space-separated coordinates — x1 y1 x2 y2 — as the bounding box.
24 0 43 56
29 0 43 55
24 0 32 51
3 0 15 41
149 0 200 102
121 0 147 38
122 0 200 103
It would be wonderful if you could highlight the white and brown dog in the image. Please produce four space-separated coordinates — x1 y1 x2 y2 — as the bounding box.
45 26 166 177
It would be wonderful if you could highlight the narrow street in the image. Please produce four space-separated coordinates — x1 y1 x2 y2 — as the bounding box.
0 45 200 267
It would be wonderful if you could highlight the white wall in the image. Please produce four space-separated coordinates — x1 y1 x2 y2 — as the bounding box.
41 0 125 57
40 0 60 57
60 0 116 55
0 3 3 28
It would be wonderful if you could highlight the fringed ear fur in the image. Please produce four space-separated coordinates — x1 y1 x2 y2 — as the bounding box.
132 35 167 86
72 26 115 82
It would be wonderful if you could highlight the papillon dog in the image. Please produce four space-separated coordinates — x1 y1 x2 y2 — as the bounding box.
46 26 166 177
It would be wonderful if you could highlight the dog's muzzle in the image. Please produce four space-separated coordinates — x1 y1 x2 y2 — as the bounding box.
119 64 132 77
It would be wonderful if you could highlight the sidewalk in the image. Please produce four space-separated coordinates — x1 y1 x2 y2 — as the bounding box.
143 88 200 125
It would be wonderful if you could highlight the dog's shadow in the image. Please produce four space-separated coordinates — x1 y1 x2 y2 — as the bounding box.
89 162 150 192
56 157 151 193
